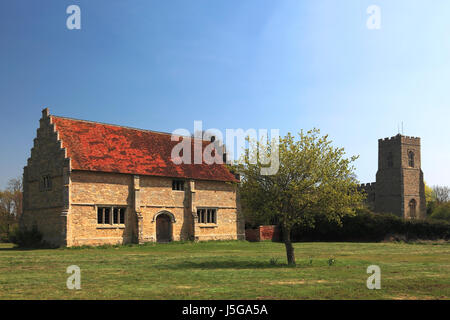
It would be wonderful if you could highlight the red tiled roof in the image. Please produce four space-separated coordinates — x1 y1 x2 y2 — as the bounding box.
51 116 238 182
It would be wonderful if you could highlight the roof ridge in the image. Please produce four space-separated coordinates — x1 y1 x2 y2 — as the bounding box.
49 114 237 182
51 115 207 141
51 115 177 136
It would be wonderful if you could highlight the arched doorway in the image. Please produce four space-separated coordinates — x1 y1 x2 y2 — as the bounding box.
156 213 172 242
409 199 417 219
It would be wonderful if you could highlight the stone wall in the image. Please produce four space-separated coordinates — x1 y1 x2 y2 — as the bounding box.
138 176 190 242
245 225 280 242
373 135 426 219
21 109 70 246
68 171 243 246
400 136 426 219
23 110 244 247
375 136 403 216
68 171 135 246
359 182 376 210
193 180 244 241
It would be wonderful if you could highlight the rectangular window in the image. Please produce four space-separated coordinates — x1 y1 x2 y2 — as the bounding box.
211 209 216 224
41 175 52 191
97 208 103 224
172 180 184 191
97 206 126 225
113 208 119 224
104 208 110 224
197 208 217 224
408 151 415 168
119 208 125 224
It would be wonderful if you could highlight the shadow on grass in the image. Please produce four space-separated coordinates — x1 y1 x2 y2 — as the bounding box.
163 260 293 270
0 244 59 251
0 246 37 251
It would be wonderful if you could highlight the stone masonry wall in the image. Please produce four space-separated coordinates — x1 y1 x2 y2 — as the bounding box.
374 135 426 219
375 136 403 216
22 109 70 246
245 225 280 242
68 171 135 246
193 180 245 241
24 110 243 247
400 136 426 219
68 171 243 246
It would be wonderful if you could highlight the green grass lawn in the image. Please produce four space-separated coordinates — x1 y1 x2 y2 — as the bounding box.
0 240 449 300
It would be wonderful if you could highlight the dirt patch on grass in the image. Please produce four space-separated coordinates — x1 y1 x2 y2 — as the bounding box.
391 295 442 300
264 279 331 285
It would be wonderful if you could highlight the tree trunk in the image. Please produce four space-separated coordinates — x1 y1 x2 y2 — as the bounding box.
283 226 295 265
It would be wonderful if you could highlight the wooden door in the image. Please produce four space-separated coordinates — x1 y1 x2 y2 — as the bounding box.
156 214 171 242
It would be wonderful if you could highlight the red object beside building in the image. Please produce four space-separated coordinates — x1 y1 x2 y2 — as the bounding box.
245 225 280 242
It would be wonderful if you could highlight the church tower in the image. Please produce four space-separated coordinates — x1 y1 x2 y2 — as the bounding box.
375 134 426 219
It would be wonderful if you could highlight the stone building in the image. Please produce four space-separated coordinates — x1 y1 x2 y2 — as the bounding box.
360 134 426 219
21 109 245 247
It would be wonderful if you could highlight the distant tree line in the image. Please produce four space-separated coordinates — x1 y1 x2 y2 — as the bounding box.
427 185 450 222
0 177 22 242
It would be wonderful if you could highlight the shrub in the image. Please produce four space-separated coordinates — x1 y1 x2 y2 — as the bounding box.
269 257 278 265
291 210 450 242
430 203 450 222
9 225 47 248
327 258 336 266
0 233 9 243
0 222 18 243
404 219 450 240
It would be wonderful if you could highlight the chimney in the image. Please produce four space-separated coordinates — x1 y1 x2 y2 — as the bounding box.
42 108 49 117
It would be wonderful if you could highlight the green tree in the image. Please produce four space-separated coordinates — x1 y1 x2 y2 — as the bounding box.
235 129 364 265
424 183 434 203
0 177 23 240
424 182 436 216
430 202 450 222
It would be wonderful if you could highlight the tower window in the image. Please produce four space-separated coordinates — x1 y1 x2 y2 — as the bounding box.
387 152 393 168
408 151 415 167
409 199 417 219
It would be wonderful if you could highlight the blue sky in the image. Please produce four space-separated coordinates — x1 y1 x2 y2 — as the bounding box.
1 0 450 188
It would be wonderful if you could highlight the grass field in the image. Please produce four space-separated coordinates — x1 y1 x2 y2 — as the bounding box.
0 240 449 300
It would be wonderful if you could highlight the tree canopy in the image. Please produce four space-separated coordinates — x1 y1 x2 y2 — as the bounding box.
0 178 23 240
235 129 364 265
